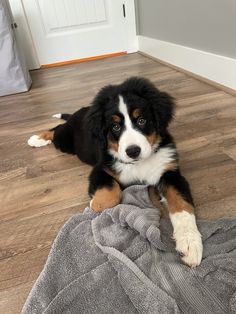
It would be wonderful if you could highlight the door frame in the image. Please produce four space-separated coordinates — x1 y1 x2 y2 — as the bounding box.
123 0 138 53
10 0 137 70
9 0 40 69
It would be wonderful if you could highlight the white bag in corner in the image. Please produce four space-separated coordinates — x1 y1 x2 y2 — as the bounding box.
0 0 31 96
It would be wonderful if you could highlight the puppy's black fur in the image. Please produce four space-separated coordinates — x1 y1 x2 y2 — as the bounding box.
30 77 203 267
28 77 205 267
54 77 174 162
47 77 193 211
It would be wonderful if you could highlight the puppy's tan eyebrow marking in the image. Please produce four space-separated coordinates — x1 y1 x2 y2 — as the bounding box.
112 115 121 123
132 109 141 119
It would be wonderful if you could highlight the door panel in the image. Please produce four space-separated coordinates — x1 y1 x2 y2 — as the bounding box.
37 0 107 32
22 0 128 65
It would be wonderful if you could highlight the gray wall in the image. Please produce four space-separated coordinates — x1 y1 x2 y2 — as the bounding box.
136 0 236 59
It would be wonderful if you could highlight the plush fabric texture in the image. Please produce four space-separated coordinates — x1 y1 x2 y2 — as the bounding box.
22 185 236 314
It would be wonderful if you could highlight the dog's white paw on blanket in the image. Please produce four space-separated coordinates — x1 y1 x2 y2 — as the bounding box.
22 185 236 314
174 229 203 267
171 211 203 267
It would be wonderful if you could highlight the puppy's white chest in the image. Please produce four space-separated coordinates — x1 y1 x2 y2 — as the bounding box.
114 147 176 186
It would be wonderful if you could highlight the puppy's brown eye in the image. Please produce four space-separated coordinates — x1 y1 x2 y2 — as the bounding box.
112 123 121 132
137 117 146 126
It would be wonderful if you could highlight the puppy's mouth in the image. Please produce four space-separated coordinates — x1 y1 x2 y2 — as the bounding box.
118 157 141 164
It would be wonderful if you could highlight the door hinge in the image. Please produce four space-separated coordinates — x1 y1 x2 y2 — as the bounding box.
123 4 126 18
11 22 17 29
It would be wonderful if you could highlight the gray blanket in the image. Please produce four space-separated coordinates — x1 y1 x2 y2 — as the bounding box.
22 185 236 314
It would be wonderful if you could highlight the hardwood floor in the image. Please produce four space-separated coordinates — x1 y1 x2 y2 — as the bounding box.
0 53 236 313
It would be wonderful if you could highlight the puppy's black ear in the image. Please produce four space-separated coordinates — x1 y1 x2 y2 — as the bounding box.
123 77 175 133
86 103 104 139
152 91 175 133
86 85 115 146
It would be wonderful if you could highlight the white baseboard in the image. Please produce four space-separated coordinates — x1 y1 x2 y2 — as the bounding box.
138 36 236 91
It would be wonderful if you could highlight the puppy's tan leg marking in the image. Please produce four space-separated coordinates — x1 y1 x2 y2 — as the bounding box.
90 181 122 213
39 131 54 141
165 186 194 214
27 131 54 148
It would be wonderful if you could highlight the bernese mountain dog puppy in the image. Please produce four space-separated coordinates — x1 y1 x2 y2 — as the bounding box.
28 77 202 267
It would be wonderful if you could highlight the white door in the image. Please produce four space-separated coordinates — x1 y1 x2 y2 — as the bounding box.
21 0 136 66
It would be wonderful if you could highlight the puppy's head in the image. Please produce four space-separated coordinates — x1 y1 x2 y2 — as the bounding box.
87 77 175 163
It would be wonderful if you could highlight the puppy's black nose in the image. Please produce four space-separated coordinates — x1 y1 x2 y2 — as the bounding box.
126 145 141 159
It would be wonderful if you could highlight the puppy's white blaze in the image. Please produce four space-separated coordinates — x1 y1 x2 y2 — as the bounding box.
114 146 176 185
170 211 203 267
118 96 152 162
52 113 62 119
119 96 132 129
27 135 51 147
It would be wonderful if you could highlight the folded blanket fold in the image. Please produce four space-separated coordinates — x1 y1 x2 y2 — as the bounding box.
22 185 236 314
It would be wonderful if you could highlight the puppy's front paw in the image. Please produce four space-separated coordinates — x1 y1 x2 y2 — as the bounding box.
90 183 122 213
174 228 203 267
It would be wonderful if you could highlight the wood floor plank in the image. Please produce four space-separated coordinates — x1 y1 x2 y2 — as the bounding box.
0 52 236 313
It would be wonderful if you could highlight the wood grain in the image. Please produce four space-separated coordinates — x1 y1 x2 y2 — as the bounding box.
0 53 236 313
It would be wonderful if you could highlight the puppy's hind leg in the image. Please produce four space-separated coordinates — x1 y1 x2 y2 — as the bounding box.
52 113 71 121
28 131 54 148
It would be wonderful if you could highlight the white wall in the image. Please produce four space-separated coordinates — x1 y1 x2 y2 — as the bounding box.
137 0 236 59
136 0 236 90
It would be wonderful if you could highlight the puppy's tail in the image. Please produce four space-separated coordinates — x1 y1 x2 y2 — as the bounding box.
52 113 71 121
